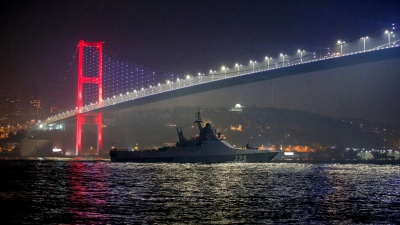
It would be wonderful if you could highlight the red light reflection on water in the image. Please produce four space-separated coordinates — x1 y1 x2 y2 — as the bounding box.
67 162 110 221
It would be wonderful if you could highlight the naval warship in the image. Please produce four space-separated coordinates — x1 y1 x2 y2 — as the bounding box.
109 110 279 163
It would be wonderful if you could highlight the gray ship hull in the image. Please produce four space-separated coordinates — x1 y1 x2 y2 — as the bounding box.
110 141 279 163
110 110 279 163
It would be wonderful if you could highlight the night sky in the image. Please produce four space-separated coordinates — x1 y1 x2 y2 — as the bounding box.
1 0 400 124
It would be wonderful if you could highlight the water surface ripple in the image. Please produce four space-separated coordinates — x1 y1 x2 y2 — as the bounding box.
0 161 399 224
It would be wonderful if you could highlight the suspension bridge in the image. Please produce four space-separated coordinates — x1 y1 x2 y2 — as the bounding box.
40 25 400 155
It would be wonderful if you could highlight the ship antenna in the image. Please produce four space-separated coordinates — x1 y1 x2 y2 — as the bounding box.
194 109 203 132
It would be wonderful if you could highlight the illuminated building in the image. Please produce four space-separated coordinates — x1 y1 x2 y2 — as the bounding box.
30 99 41 115
229 104 243 112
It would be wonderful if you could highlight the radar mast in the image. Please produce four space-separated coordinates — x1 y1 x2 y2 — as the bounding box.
193 109 203 132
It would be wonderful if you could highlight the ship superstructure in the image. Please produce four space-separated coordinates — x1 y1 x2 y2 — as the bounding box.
110 110 279 163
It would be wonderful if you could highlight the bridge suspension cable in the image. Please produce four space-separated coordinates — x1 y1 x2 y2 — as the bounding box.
43 23 399 125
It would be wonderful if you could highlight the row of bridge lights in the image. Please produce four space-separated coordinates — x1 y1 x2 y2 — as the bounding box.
339 29 394 54
94 75 194 103
213 49 303 76
210 49 307 77
102 75 197 101
217 29 395 76
45 26 397 123
72 28 397 114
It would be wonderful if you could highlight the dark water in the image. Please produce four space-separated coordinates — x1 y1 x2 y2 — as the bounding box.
0 160 399 224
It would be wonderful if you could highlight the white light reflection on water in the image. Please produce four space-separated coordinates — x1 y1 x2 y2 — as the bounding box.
0 161 399 224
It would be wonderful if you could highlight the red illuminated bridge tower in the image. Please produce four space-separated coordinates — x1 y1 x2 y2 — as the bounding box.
76 40 103 155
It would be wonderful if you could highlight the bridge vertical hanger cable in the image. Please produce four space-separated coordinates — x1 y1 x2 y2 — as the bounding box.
101 43 183 99
43 23 399 128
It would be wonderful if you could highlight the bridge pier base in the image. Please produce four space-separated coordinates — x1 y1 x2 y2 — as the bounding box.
76 114 102 155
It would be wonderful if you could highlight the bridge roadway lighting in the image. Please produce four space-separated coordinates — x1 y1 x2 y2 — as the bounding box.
177 78 181 88
221 66 228 78
280 54 286 67
198 73 203 83
265 57 271 69
385 30 393 46
297 49 305 62
186 75 192 85
338 40 345 55
250 60 256 72
361 37 368 52
235 63 240 75
166 80 171 90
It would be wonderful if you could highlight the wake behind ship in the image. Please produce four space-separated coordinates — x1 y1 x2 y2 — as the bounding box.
109 110 279 163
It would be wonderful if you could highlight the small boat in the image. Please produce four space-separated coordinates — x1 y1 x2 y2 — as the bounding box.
109 110 279 163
